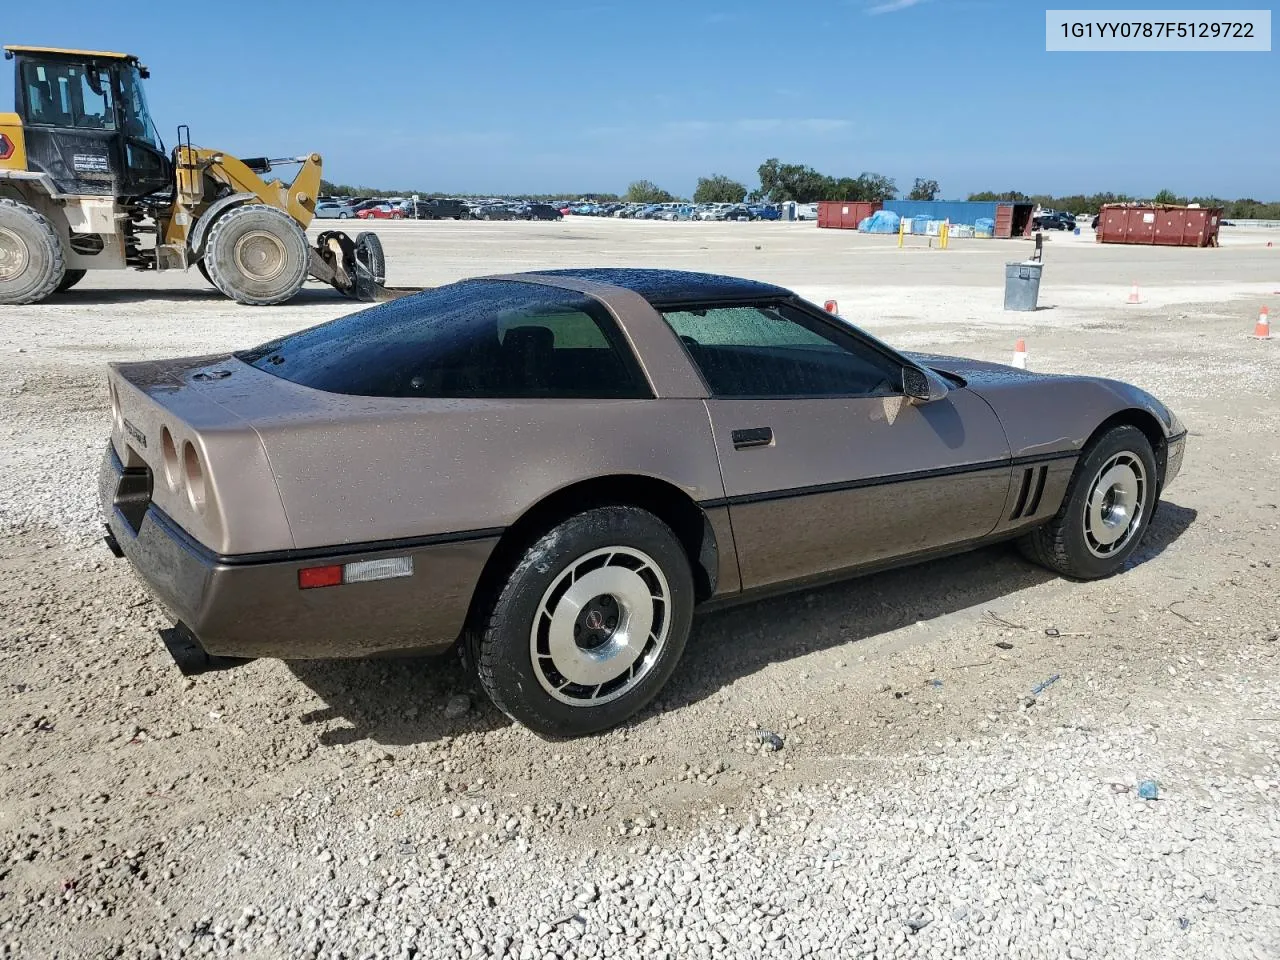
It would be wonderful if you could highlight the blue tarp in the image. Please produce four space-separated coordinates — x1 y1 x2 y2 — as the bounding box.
884 200 1002 225
974 217 996 235
859 210 901 233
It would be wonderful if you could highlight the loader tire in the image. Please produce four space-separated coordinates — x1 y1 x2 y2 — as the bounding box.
0 198 66 305
354 232 385 286
202 204 309 306
55 269 86 293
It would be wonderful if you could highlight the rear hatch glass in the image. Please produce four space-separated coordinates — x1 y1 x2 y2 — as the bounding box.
236 280 651 400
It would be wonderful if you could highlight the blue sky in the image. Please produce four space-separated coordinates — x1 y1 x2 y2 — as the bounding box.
4 1 1276 198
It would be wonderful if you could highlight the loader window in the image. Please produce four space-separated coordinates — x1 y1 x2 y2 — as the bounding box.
20 62 116 130
119 66 163 150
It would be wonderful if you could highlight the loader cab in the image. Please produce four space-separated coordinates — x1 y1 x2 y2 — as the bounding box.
4 46 171 199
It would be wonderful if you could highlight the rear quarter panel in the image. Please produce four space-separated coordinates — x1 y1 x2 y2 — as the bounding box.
235 384 726 550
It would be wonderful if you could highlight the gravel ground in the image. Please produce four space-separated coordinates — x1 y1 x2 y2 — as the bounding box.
1 220 1277 959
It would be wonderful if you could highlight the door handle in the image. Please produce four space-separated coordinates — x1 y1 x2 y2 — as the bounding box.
731 427 774 449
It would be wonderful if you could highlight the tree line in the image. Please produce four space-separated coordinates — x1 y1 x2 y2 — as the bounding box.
967 189 1280 220
324 171 1278 218
614 161 930 205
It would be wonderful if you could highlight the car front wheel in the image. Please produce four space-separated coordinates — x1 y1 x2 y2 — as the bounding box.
475 506 694 737
1019 424 1158 580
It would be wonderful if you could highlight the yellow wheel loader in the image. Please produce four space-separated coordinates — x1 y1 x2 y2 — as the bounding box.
0 45 385 306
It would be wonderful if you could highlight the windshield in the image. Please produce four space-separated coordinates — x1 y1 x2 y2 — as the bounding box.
118 66 163 151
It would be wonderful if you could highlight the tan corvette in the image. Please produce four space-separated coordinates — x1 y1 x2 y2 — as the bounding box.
101 269 1187 736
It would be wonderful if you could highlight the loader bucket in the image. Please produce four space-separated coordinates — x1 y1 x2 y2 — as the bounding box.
308 230 393 301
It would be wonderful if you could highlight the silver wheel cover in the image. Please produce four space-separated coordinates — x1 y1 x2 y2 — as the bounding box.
530 546 671 706
1084 451 1147 558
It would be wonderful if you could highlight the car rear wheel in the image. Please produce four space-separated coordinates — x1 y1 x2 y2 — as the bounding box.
475 506 694 737
1018 424 1158 580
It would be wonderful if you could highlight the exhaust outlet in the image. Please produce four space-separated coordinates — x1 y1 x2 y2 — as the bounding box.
160 623 254 676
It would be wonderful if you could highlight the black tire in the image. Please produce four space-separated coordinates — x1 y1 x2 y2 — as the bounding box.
195 260 213 286
476 506 695 738
0 198 66 305
353 232 385 285
1018 425 1159 580
55 268 87 293
202 204 309 306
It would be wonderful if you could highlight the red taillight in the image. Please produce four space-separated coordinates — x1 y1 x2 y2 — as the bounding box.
297 556 414 589
298 565 343 589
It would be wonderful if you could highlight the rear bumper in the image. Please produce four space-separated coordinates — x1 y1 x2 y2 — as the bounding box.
100 446 498 660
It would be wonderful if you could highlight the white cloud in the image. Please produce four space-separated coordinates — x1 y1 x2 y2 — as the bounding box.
866 0 929 14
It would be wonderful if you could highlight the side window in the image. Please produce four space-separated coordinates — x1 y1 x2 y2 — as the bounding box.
21 63 115 130
498 310 609 349
662 303 903 398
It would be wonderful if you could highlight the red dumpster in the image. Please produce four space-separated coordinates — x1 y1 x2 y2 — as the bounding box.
818 201 881 229
1096 204 1221 247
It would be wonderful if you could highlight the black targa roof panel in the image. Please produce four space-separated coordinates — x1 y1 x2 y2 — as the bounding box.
532 268 791 305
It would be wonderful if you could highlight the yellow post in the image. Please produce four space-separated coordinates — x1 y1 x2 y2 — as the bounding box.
898 216 905 248
941 221 950 249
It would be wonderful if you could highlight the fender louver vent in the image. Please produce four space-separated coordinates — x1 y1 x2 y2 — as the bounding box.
1010 465 1049 520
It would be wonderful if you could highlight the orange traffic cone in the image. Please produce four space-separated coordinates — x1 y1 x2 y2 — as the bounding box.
1127 282 1142 304
1012 338 1028 368
1254 306 1272 340
824 299 838 314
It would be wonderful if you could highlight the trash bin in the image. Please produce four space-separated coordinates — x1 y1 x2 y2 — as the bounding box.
1004 260 1043 311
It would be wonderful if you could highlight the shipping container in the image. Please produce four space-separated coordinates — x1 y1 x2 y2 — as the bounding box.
994 203 1036 239
1096 204 1222 247
817 201 881 229
883 200 999 226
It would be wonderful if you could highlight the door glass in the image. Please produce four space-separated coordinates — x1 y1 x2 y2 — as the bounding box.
661 303 903 398
119 66 163 149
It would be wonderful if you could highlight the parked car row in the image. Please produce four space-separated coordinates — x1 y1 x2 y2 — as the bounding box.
315 196 565 222
313 196 793 224
470 201 564 221
565 201 784 221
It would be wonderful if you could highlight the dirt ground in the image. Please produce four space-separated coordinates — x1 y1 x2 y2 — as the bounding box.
0 219 1277 959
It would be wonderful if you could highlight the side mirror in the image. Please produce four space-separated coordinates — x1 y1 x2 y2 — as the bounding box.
902 365 950 404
